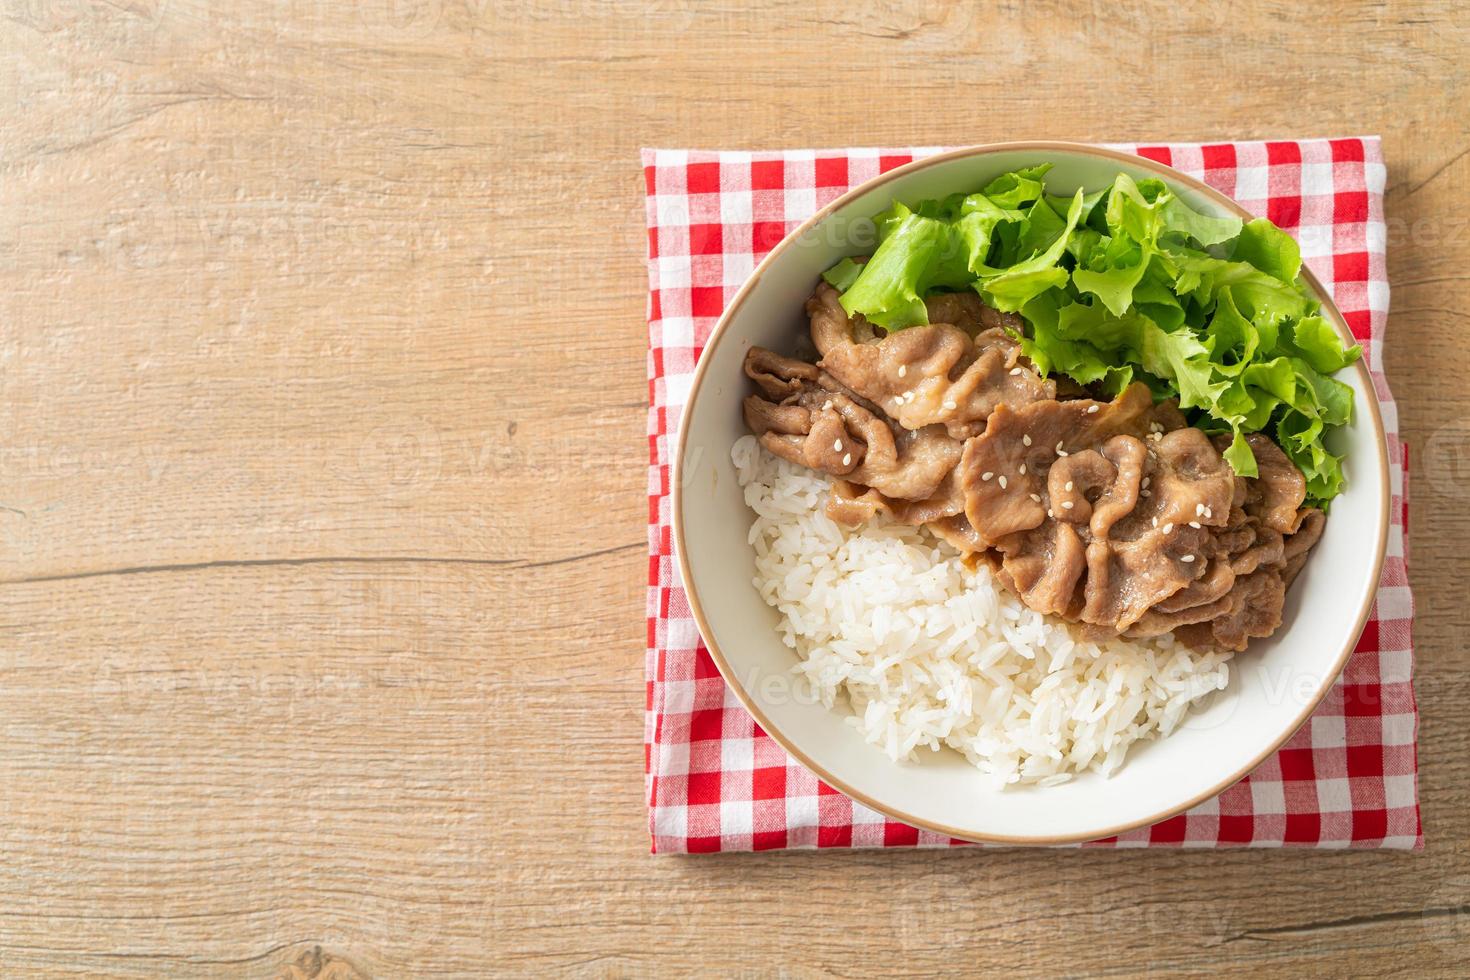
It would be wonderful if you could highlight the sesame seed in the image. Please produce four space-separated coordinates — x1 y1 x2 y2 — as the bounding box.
943 400 957 410
898 365 907 378
1019 464 1027 475
1047 508 1054 518
1162 523 1174 534
1056 441 1064 452
1195 503 1204 516
833 439 842 451
1030 493 1041 502
1087 404 1099 414
1204 506 1213 519
1141 490 1150 498
1181 554 1196 563
842 453 851 466
1189 521 1201 529
822 400 832 411
1023 434 1032 447
1010 367 1022 376
1061 500 1074 509
1057 450 1068 458
1065 481 1074 492
998 476 1008 489
1141 477 1150 488
1151 517 1158 527
982 472 994 482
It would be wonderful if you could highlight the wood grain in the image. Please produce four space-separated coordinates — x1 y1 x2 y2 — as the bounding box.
0 0 1467 975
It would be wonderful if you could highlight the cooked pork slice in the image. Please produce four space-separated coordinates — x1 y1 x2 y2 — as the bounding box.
1282 507 1327 563
742 347 961 501
1139 507 1326 650
744 346 821 400
924 291 1026 335
1204 569 1289 651
1150 559 1238 614
1225 525 1285 577
824 480 891 527
927 514 988 553
956 383 1166 547
1239 433 1308 534
806 282 1054 439
825 470 965 528
1280 507 1326 589
1126 589 1237 640
958 383 1239 633
1077 429 1236 631
989 520 1087 618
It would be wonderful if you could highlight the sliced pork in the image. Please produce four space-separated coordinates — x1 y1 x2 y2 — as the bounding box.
807 282 1055 439
742 348 961 502
957 385 1238 633
738 283 1327 651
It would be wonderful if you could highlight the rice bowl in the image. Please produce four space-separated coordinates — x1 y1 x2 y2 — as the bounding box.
673 141 1389 843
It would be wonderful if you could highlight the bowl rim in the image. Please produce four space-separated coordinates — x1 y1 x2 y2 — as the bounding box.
671 139 1390 845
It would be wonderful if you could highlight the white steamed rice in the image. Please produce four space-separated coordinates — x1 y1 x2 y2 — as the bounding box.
732 435 1232 788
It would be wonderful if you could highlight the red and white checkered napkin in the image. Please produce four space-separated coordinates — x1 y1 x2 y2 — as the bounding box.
643 138 1419 852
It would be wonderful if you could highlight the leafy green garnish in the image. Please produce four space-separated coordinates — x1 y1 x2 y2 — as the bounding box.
824 167 1362 506
821 257 864 292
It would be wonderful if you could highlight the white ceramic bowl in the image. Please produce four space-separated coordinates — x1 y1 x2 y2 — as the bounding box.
674 142 1388 844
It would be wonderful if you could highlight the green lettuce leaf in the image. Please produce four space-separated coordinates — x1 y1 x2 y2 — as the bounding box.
1232 218 1302 282
980 164 1052 208
822 164 1359 506
835 203 949 329
1072 233 1151 316
974 189 1085 311
1162 196 1244 248
821 257 864 292
1285 314 1363 374
1223 430 1258 478
955 195 1025 274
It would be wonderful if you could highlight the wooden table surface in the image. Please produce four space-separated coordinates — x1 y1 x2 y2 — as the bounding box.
2 1 1467 976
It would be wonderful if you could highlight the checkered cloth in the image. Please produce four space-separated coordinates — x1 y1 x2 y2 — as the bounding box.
643 138 1420 852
